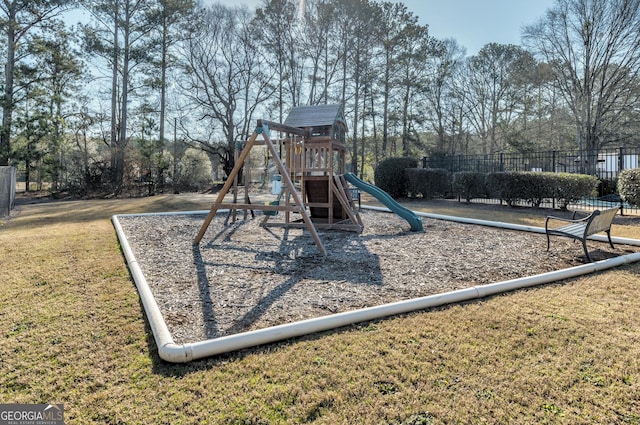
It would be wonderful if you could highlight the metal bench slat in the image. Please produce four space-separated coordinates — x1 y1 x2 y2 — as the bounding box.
553 223 586 237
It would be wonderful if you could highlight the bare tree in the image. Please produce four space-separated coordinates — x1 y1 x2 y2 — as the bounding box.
254 0 303 121
146 0 195 189
299 0 344 105
375 2 423 158
395 20 437 156
464 43 533 155
180 4 273 177
424 38 466 156
318 0 379 175
524 0 640 169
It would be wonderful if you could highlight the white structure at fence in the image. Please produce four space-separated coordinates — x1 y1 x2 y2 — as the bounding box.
597 153 639 178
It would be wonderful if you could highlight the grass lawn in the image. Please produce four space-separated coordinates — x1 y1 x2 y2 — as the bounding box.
1 194 640 424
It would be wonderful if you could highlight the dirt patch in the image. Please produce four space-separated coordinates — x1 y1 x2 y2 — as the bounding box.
117 210 638 344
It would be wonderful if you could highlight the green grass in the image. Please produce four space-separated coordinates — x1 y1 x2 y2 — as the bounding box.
1 194 640 424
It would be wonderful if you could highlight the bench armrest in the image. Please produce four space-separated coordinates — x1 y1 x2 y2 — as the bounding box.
545 212 594 231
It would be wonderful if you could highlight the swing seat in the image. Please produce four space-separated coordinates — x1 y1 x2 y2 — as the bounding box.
264 200 279 216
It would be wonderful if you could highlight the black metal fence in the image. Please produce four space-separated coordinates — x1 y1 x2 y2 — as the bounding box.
422 147 640 214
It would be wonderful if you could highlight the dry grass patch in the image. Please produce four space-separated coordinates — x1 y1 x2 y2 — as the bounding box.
1 194 639 424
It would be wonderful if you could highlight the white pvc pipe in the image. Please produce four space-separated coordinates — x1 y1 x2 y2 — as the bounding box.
366 205 634 246
112 207 640 363
113 214 190 362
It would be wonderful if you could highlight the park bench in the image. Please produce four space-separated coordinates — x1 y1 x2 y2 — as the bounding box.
545 207 619 262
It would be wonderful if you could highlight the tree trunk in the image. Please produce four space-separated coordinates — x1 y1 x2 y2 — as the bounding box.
351 59 360 176
116 0 132 194
1 8 17 166
158 17 168 191
401 67 411 156
382 50 390 157
111 2 119 190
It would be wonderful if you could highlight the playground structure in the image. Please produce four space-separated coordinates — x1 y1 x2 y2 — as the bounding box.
194 104 360 255
194 104 423 254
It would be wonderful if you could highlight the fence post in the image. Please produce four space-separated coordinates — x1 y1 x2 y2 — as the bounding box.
618 146 624 174
422 156 427 169
618 146 625 215
552 150 556 209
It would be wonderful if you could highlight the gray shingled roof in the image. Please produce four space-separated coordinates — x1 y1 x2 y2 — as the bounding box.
283 104 343 128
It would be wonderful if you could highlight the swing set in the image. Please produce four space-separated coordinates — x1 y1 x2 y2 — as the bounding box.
193 104 363 255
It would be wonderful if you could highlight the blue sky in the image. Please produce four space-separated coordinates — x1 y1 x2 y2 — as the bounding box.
398 0 556 55
217 0 557 56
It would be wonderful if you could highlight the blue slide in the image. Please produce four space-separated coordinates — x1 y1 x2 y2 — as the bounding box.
344 173 423 232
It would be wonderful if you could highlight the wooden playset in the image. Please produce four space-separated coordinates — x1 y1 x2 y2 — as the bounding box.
193 104 363 255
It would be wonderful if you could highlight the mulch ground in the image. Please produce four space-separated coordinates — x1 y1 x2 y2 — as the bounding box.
116 208 639 344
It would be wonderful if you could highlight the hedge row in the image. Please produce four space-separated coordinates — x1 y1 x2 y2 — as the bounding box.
373 158 601 210
483 171 599 209
406 168 450 199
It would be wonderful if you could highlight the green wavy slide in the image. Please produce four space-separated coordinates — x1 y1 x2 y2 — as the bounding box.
344 173 423 232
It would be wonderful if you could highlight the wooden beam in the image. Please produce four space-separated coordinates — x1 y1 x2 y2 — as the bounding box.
194 123 326 256
258 119 309 138
332 175 363 230
193 131 259 245
216 203 304 212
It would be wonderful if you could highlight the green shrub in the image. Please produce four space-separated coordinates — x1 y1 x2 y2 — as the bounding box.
618 168 640 207
524 172 556 207
486 172 528 206
452 172 487 202
406 168 451 199
486 171 596 209
374 157 418 198
554 173 599 210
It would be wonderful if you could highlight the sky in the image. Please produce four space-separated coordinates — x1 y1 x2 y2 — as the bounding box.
399 0 557 55
220 0 557 56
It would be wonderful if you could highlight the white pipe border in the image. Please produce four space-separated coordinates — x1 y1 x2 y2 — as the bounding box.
366 205 636 245
112 207 640 363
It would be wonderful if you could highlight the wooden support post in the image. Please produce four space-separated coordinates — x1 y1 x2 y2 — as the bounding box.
262 130 327 255
194 123 326 256
194 132 259 245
